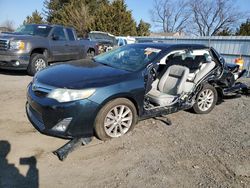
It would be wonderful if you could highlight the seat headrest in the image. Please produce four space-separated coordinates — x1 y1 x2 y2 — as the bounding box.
173 56 183 61
184 57 194 62
194 56 206 63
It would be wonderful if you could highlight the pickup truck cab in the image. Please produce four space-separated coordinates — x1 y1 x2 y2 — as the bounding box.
0 24 87 75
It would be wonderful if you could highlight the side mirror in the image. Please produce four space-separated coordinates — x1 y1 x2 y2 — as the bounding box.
52 34 59 40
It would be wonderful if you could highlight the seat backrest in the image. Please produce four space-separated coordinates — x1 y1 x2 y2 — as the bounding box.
194 61 216 83
185 57 204 71
158 65 189 95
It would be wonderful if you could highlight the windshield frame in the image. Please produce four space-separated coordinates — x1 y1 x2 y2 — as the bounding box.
15 24 52 37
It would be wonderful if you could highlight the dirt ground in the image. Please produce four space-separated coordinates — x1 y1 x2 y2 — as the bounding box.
0 69 249 188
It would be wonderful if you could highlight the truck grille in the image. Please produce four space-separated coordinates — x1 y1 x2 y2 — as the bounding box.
0 39 9 50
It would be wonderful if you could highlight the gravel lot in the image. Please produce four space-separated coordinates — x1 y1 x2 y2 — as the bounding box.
0 69 249 188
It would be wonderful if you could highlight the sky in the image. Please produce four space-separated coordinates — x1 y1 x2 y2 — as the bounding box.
0 0 249 30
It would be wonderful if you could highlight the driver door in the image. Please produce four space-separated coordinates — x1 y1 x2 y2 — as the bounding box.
49 27 70 62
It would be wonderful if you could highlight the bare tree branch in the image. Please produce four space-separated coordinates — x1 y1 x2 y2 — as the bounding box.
188 0 245 36
0 20 15 31
150 0 190 33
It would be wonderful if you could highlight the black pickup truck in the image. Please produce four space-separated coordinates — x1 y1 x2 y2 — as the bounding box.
0 24 98 75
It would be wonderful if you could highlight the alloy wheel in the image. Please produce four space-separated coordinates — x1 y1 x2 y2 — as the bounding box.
34 58 46 72
197 89 214 111
104 105 133 138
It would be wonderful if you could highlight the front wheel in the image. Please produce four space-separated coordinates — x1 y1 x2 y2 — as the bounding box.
192 84 218 114
94 98 138 141
27 53 48 76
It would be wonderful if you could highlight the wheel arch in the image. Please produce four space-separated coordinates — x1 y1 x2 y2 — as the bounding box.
96 93 141 117
87 48 95 53
30 48 50 60
192 82 218 114
208 80 224 104
93 94 140 141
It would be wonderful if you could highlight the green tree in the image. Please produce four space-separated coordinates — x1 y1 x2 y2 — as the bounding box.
83 0 109 13
110 0 137 36
236 19 250 36
23 10 44 25
91 3 112 32
92 0 137 36
43 0 138 36
137 20 151 36
51 0 92 37
43 0 70 23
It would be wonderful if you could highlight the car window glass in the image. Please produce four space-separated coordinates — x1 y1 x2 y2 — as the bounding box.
52 27 66 41
94 45 161 72
66 28 75 41
118 39 123 46
15 25 52 37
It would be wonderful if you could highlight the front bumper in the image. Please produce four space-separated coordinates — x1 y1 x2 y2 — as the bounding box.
26 84 100 139
0 52 30 70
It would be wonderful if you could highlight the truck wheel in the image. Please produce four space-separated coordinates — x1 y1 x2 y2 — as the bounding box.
94 98 138 141
27 53 48 76
192 84 218 114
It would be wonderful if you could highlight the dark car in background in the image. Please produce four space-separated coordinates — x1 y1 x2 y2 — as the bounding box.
26 43 249 141
0 24 89 75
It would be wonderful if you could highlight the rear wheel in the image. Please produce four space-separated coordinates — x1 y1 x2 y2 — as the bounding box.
94 98 137 141
192 84 218 114
27 53 48 76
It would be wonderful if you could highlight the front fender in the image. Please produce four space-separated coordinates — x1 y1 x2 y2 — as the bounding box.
88 78 145 116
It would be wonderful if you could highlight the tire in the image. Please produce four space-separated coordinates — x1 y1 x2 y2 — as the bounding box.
192 84 218 114
94 98 138 141
27 53 48 76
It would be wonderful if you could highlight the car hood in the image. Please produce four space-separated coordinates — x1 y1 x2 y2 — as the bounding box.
0 32 43 41
36 59 134 89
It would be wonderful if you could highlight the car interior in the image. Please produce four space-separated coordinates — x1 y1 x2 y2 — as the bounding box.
146 49 217 107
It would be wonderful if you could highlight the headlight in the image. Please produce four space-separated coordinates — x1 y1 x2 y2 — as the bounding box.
47 88 95 102
10 40 25 50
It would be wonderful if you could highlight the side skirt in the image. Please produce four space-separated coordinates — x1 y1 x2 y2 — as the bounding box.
140 101 192 120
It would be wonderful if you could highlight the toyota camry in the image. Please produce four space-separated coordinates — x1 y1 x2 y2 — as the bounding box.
26 43 249 141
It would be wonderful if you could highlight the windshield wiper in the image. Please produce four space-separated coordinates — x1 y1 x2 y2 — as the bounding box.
98 61 114 68
100 62 112 67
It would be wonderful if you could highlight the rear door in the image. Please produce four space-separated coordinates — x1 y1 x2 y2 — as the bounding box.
49 26 70 61
66 28 81 59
